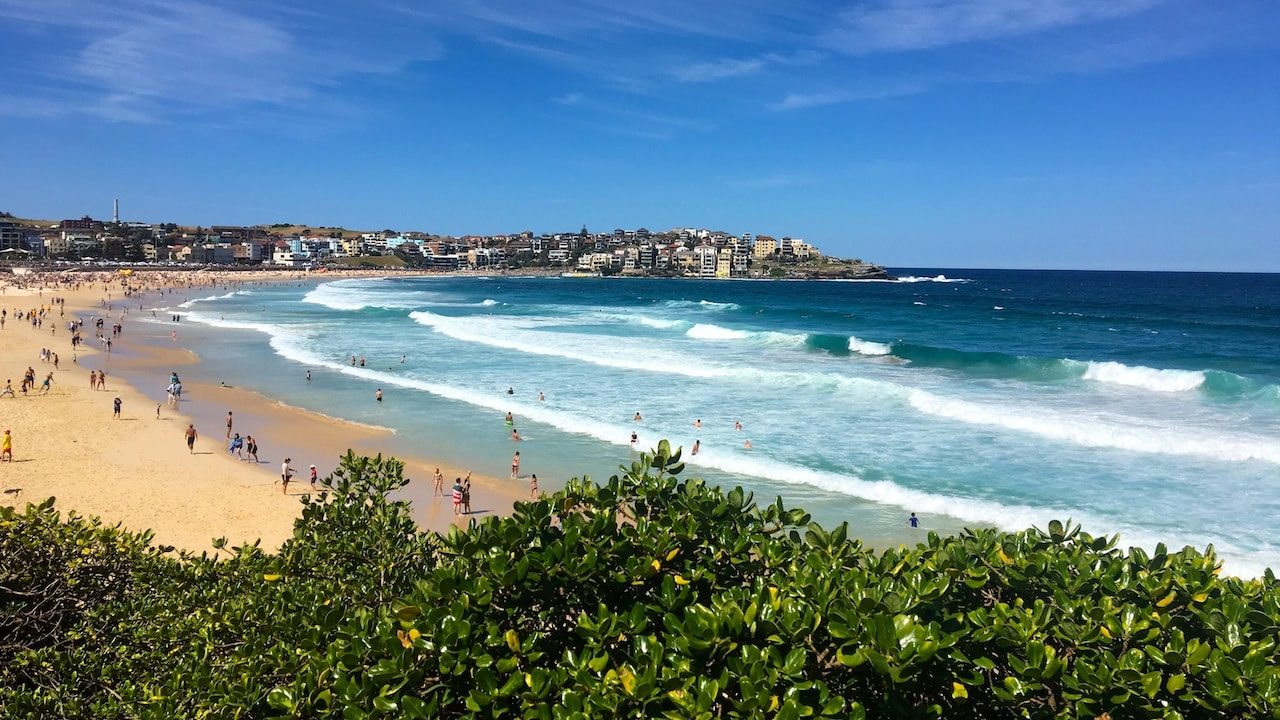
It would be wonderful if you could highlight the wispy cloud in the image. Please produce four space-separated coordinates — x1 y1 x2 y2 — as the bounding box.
555 92 584 105
674 58 765 83
770 82 928 111
0 0 439 123
823 0 1164 54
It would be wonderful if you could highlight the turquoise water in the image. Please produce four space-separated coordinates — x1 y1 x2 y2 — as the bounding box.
160 271 1280 575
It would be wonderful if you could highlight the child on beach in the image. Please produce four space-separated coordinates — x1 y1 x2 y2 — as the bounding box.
451 479 464 515
113 396 122 418
1 429 12 462
309 464 318 489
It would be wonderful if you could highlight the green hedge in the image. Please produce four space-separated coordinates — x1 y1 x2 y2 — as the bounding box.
2 444 1277 718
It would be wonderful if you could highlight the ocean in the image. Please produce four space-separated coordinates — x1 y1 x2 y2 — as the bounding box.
159 270 1280 576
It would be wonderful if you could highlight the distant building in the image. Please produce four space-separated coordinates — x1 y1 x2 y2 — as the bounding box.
0 221 22 251
715 248 732 279
59 216 103 232
753 236 777 260
694 245 718 278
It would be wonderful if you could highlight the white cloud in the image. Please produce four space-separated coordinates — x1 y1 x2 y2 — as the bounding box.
770 82 928 111
0 0 438 122
824 0 1164 54
673 58 765 83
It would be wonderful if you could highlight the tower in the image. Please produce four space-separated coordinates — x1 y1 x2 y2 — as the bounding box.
113 198 119 224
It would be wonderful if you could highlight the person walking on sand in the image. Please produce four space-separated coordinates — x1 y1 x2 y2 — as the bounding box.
89 370 96 389
184 423 198 453
1 429 12 462
0 380 13 398
511 451 520 480
225 411 233 438
309 464 318 489
530 473 538 499
98 370 107 390
451 478 463 515
112 396 121 419
245 435 258 463
280 457 294 494
228 433 244 459
433 468 444 496
39 373 52 395
155 403 161 419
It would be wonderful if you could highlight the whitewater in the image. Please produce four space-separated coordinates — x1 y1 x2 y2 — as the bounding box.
167 270 1280 576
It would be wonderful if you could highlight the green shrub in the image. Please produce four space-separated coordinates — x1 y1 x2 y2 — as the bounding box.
2 444 1278 718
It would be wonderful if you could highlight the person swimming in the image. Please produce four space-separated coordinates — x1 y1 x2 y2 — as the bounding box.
511 428 522 441
507 387 514 395
743 439 752 451
505 411 514 425
630 431 638 448
691 439 700 455
633 412 643 422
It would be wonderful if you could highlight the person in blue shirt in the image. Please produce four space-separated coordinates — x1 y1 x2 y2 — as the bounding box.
908 513 920 528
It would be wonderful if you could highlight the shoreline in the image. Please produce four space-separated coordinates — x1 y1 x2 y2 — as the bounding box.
0 269 525 555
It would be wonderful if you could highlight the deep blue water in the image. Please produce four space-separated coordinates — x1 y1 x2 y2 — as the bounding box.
162 269 1280 575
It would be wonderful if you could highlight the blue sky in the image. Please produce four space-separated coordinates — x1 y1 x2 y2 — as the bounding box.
1 0 1277 271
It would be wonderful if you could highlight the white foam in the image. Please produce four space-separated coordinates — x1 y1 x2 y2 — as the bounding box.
848 336 892 356
302 280 434 311
1082 361 1205 393
686 323 750 341
897 274 971 283
661 299 741 311
177 290 245 308
907 389 1280 465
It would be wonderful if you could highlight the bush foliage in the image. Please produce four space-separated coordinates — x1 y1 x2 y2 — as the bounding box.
2 444 1278 718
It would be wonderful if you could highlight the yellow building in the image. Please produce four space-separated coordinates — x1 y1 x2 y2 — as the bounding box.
753 236 777 259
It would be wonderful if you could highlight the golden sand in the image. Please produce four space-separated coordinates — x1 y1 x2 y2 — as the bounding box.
0 270 522 554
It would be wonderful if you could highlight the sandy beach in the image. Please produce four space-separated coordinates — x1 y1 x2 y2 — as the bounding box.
0 269 523 554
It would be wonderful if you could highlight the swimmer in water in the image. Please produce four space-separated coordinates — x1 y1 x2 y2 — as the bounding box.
633 412 642 422
538 391 545 402
630 431 638 448
507 387 515 395
691 439 700 455
734 421 743 431
511 428 522 441
743 439 752 451
693 419 701 429
505 411 514 424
